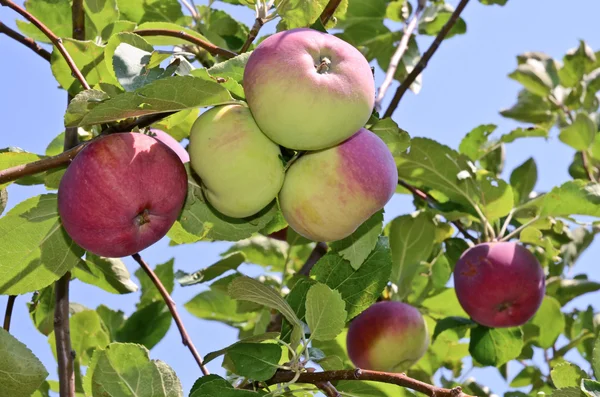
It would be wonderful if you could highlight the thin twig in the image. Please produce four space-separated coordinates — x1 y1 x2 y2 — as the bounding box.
0 0 91 90
0 111 175 186
3 296 16 332
55 273 75 397
258 368 473 397
499 216 540 242
0 21 51 61
319 0 343 26
384 0 471 118
398 179 478 243
240 17 265 53
134 29 237 59
316 381 341 397
181 0 199 20
375 3 425 111
131 253 210 376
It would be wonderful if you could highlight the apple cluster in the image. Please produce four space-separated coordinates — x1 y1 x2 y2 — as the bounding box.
188 28 398 242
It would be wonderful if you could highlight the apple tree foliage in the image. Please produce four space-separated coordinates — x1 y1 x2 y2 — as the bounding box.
1 0 600 397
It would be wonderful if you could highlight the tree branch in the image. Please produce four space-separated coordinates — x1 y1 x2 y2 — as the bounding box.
131 253 210 376
240 17 265 53
55 273 75 397
3 296 16 332
298 242 328 276
261 368 473 397
0 111 175 186
375 3 425 111
134 29 237 59
316 381 341 397
0 21 51 61
384 0 470 118
0 0 91 90
319 0 343 26
398 179 478 243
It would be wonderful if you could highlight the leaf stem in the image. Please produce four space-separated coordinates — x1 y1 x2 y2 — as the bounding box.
3 295 16 332
134 29 237 59
319 0 344 26
0 0 90 90
498 209 514 240
0 21 51 61
384 0 471 118
499 216 540 242
131 253 210 376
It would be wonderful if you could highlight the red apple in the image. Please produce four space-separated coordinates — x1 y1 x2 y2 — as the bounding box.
243 28 375 151
453 241 545 328
346 301 429 372
57 132 188 258
146 128 189 163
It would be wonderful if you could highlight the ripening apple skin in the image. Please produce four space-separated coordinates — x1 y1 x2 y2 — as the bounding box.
346 301 429 372
188 104 285 218
278 128 397 242
58 132 188 258
453 241 546 328
243 28 375 151
147 128 190 163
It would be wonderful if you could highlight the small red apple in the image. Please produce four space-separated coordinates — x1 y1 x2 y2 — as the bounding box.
453 241 545 328
346 301 429 372
58 132 188 258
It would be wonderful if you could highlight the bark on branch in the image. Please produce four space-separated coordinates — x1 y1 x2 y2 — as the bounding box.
384 0 471 118
0 21 51 61
134 29 237 59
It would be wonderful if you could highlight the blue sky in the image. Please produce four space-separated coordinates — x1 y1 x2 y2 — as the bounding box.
1 0 600 395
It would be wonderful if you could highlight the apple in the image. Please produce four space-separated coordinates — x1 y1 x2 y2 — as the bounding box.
278 128 397 242
145 128 190 163
243 28 375 151
453 241 545 328
58 132 188 258
188 104 285 218
346 301 429 372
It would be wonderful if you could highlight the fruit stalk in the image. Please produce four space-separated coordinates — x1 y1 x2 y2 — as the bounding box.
0 0 91 90
384 0 471 118
260 368 474 397
131 254 211 376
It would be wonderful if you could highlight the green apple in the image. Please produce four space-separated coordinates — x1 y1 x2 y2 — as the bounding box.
243 28 376 150
188 104 285 218
278 128 397 242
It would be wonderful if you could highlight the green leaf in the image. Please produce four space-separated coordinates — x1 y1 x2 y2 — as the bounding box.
189 375 265 397
69 76 233 127
197 7 249 50
280 277 317 342
458 124 497 161
178 170 278 241
0 328 48 397
419 3 467 38
582 380 600 397
208 52 251 84
0 188 6 216
509 366 544 388
469 326 523 367
115 0 183 23
64 90 111 127
96 305 125 341
422 288 468 318
51 39 118 95
28 286 55 336
134 259 174 309
388 212 436 299
225 343 282 381
510 157 537 204
311 236 392 319
90 343 183 397
330 210 383 270
85 0 119 36
116 301 172 349
185 287 254 325
527 296 564 348
220 236 287 270
499 126 549 143
551 362 587 389
0 150 44 189
73 254 138 294
509 59 555 96
553 387 587 397
49 310 110 366
228 276 302 327
559 113 597 151
432 317 476 341
176 252 245 286
479 0 508 4
500 89 555 124
202 332 280 365
275 0 329 29
593 335 600 379
546 277 600 306
386 0 410 22
16 0 72 43
0 194 84 295
478 174 514 221
559 40 597 87
305 283 347 341
520 180 600 218
368 117 411 159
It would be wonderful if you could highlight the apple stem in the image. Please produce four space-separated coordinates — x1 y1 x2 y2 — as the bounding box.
316 57 331 74
3 295 16 332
